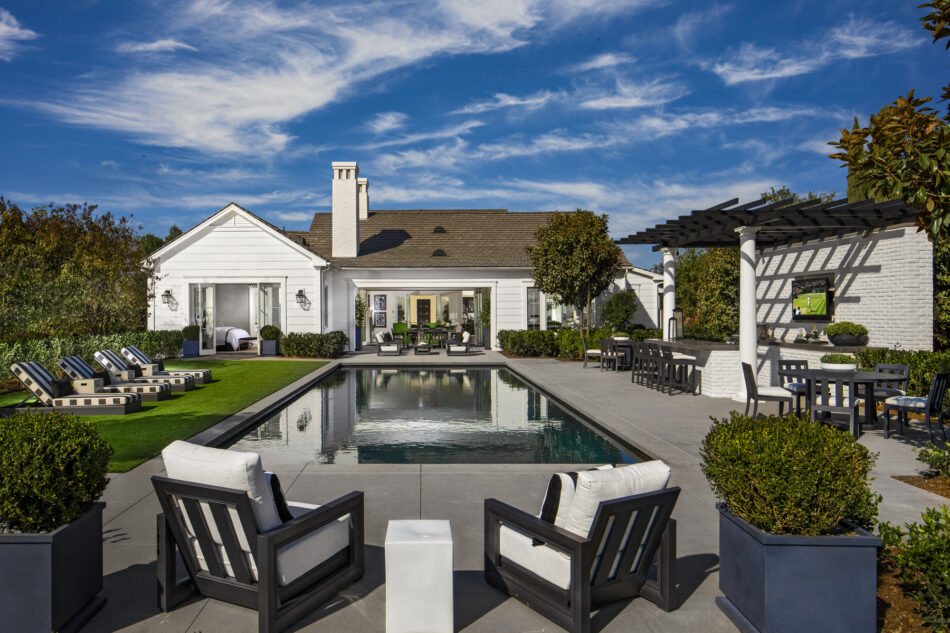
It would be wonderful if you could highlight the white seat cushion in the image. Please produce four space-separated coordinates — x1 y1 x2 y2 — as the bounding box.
757 386 793 398
562 461 671 538
586 349 601 355
499 525 571 590
885 396 926 409
875 387 905 398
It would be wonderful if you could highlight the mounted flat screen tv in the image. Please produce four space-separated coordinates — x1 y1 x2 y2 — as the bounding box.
791 277 833 321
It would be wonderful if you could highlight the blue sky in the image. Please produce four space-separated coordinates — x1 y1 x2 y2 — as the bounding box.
0 0 944 268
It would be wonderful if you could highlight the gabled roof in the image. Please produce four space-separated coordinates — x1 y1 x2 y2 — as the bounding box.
286 208 632 268
147 202 328 265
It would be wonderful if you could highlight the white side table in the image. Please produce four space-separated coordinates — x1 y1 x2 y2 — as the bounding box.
385 519 453 633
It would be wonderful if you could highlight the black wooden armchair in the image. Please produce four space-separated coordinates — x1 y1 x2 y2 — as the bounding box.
152 442 364 633
484 486 680 633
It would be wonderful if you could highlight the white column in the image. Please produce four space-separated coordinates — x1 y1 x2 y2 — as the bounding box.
661 247 676 341
735 226 759 399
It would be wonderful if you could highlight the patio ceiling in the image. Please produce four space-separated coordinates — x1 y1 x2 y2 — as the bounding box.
615 197 918 251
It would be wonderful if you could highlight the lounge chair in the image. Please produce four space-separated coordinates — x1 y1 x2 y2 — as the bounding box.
742 362 793 417
121 346 212 384
58 356 171 402
95 349 195 393
10 361 141 415
375 331 402 356
153 441 364 633
446 331 471 356
484 461 680 633
883 372 949 443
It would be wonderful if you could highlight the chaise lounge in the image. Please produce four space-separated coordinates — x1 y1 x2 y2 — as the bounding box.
95 350 195 393
10 361 142 415
58 355 172 402
121 345 212 384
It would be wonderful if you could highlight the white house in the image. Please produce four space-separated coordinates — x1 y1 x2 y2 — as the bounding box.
147 161 660 353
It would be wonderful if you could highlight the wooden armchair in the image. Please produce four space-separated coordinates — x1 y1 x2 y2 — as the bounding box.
484 461 680 633
152 441 364 633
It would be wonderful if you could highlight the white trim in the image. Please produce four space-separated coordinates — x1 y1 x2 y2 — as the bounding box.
350 279 503 290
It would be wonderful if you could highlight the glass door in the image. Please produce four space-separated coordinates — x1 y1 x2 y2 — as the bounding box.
199 284 215 355
256 283 282 334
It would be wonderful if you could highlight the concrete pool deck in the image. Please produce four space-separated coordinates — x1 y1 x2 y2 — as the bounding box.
85 352 947 633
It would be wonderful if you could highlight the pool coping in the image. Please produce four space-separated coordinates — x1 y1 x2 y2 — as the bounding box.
189 359 654 463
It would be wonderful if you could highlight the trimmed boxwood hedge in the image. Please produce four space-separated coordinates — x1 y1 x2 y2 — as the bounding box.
854 348 950 397
497 327 662 360
823 321 868 337
280 331 349 358
701 412 879 536
0 411 112 532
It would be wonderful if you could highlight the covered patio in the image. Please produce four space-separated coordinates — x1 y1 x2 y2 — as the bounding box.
616 196 923 398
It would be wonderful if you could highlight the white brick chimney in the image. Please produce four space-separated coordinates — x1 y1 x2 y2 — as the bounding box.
358 177 369 220
331 161 359 258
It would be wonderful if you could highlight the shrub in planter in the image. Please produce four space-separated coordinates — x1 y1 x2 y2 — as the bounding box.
259 325 281 341
820 353 857 370
701 413 880 633
259 325 281 356
879 506 950 632
823 321 869 346
0 411 112 632
181 325 200 357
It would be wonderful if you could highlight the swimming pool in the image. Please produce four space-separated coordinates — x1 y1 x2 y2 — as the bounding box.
230 367 641 465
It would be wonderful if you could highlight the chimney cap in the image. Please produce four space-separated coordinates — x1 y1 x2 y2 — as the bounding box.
331 161 358 168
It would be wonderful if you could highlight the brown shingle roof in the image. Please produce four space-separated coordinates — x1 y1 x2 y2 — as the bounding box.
286 209 636 268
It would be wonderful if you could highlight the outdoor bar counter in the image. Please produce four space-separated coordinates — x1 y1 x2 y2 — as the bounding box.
658 339 878 399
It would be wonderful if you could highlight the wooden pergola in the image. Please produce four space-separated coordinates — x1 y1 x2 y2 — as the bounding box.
616 197 917 398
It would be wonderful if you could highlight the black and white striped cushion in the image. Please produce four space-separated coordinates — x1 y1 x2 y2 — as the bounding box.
52 393 139 406
58 355 97 380
121 345 153 366
95 349 131 374
11 362 60 405
59 356 169 396
121 346 210 383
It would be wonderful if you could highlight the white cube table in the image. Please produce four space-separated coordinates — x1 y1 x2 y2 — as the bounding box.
385 520 453 633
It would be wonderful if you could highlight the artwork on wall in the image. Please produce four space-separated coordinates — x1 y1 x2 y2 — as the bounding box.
791 277 833 320
374 294 387 311
373 311 387 328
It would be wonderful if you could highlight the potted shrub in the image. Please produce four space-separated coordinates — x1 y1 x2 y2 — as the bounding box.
259 325 281 356
0 411 112 633
824 321 869 346
354 294 366 351
701 413 880 633
820 353 858 371
181 325 200 358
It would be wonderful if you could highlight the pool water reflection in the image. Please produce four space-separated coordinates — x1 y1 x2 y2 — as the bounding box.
230 368 639 465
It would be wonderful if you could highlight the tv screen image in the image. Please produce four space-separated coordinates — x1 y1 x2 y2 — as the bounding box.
791 278 831 319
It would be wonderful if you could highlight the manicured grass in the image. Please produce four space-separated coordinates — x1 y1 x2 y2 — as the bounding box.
9 359 326 472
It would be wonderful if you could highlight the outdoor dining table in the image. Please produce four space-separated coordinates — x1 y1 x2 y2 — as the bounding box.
776 367 891 433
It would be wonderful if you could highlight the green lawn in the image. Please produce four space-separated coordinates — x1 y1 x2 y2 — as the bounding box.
3 359 327 472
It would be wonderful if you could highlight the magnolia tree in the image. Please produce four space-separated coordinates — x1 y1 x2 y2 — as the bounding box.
527 210 624 338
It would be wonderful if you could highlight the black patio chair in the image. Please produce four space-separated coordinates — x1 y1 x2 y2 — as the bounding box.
375 332 402 356
873 363 910 400
808 371 865 438
777 359 808 415
882 372 949 443
742 362 793 417
659 346 699 395
484 478 680 633
581 337 601 369
152 441 365 633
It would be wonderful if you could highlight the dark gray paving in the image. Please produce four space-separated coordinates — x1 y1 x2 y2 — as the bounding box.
85 357 946 633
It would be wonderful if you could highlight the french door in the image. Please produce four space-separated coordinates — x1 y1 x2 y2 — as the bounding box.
255 283 281 335
190 283 216 355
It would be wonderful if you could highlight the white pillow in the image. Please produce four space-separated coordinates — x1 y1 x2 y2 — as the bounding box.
562 460 671 538
462 331 471 343
161 440 281 533
538 465 614 529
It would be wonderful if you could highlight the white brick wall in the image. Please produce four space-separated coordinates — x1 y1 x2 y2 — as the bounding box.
757 224 933 351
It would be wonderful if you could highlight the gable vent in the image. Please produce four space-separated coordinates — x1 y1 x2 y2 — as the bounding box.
433 225 447 233
432 249 447 257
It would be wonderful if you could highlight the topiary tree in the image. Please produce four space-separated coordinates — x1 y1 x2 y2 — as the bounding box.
527 210 624 338
600 289 638 331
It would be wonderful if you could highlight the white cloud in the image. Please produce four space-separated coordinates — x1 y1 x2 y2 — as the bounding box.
710 16 922 85
116 39 198 53
101 160 118 168
475 130 608 160
374 139 471 173
580 77 688 109
367 112 409 134
0 8 38 61
673 4 732 52
451 90 559 115
361 120 484 150
564 52 636 73
271 211 312 222
32 0 666 155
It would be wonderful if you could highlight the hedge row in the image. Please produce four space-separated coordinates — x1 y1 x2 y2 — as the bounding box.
497 328 662 360
854 348 950 397
280 331 349 359
0 330 184 379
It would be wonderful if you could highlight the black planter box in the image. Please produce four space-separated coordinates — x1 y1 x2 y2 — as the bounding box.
181 340 199 357
717 504 880 633
355 329 363 351
260 339 280 356
828 333 869 346
0 502 106 633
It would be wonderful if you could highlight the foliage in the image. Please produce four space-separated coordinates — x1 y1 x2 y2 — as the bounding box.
479 295 491 327
259 325 281 341
879 505 950 632
936 236 950 349
355 295 367 329
918 441 950 479
497 330 558 357
0 330 183 379
820 353 857 364
760 185 836 205
0 411 112 532
701 412 879 535
279 331 349 358
528 210 624 337
823 321 868 337
0 198 156 342
674 247 740 342
600 290 639 331
854 348 950 396
497 327 660 359
181 325 200 340
138 224 184 258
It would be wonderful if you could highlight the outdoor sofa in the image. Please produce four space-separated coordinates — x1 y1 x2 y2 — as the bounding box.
9 361 142 415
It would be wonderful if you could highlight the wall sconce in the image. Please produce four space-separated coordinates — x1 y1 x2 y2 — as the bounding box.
296 289 311 310
161 289 173 304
